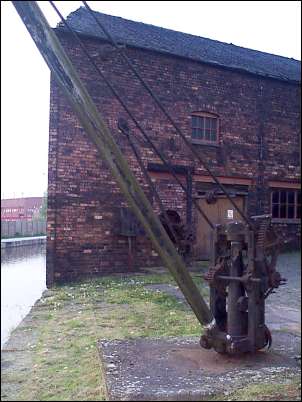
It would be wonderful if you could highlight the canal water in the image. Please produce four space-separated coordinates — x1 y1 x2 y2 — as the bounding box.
1 243 46 348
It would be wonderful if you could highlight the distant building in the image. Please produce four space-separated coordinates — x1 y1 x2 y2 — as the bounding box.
1 197 43 221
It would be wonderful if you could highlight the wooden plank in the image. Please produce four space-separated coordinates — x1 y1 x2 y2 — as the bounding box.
268 180 301 189
149 171 253 186
12 1 213 326
196 196 244 258
193 175 252 186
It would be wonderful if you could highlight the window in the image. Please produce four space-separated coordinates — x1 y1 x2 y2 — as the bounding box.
191 113 219 144
271 189 301 220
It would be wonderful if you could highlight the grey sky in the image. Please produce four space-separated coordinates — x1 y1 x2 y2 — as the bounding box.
1 1 301 199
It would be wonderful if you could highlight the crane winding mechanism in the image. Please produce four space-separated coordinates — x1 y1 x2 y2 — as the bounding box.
199 216 286 354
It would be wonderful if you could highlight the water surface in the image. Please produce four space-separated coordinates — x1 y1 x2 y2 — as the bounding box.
1 243 46 348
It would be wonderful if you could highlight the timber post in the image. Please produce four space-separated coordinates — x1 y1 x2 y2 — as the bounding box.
12 1 213 326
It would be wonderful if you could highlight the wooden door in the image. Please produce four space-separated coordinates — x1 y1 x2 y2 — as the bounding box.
195 196 245 259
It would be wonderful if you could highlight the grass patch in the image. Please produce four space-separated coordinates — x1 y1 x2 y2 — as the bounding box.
209 375 301 401
3 272 205 401
2 270 299 401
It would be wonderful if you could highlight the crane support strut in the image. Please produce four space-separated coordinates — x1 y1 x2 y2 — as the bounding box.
12 1 213 327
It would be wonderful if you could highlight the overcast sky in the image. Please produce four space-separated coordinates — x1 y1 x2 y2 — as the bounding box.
1 1 301 199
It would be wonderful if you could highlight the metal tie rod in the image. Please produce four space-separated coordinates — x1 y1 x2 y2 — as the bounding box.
12 0 213 327
82 1 253 230
49 0 214 230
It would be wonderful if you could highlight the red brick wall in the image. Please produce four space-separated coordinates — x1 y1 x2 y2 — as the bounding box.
46 33 300 286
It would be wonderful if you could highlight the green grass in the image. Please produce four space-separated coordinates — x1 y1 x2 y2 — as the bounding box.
3 272 205 401
209 376 301 401
2 271 300 401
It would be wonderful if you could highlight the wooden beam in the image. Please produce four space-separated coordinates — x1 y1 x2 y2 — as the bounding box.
193 175 252 186
268 180 301 189
150 171 253 186
12 1 213 326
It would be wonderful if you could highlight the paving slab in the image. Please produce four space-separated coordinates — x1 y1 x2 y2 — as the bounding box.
144 252 301 337
145 283 301 336
99 332 301 401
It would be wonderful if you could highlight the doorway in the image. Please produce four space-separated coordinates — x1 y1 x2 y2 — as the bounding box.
195 195 245 259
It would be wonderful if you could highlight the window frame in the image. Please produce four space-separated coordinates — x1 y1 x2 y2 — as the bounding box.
271 188 301 223
191 112 219 146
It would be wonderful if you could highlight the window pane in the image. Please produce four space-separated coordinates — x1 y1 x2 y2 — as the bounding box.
205 129 211 140
193 128 203 139
280 191 286 203
288 191 295 204
288 205 294 219
272 204 279 218
280 204 286 218
205 118 211 129
297 205 301 219
272 191 279 203
211 119 217 130
192 115 218 143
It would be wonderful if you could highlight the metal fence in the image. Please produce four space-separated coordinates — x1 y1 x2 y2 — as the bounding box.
1 220 46 238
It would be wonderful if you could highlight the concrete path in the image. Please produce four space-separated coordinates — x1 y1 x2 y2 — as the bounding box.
102 252 301 401
265 252 301 335
100 332 300 401
145 252 301 335
1 236 46 248
1 236 46 243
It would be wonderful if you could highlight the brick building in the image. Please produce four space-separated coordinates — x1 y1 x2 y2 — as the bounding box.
46 8 301 286
1 197 43 221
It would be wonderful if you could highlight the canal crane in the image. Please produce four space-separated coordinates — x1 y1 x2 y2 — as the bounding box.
13 1 286 355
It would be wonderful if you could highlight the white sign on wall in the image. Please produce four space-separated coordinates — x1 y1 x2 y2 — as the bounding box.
227 209 234 219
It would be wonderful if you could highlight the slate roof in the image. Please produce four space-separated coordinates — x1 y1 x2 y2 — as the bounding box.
57 7 301 83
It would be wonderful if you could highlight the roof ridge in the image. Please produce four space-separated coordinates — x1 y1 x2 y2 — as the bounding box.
72 6 301 63
56 6 300 83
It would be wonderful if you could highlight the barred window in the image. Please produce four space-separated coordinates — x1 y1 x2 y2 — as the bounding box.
191 113 218 144
271 189 301 220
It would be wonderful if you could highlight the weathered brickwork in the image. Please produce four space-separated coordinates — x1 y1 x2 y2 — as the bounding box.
47 32 300 286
